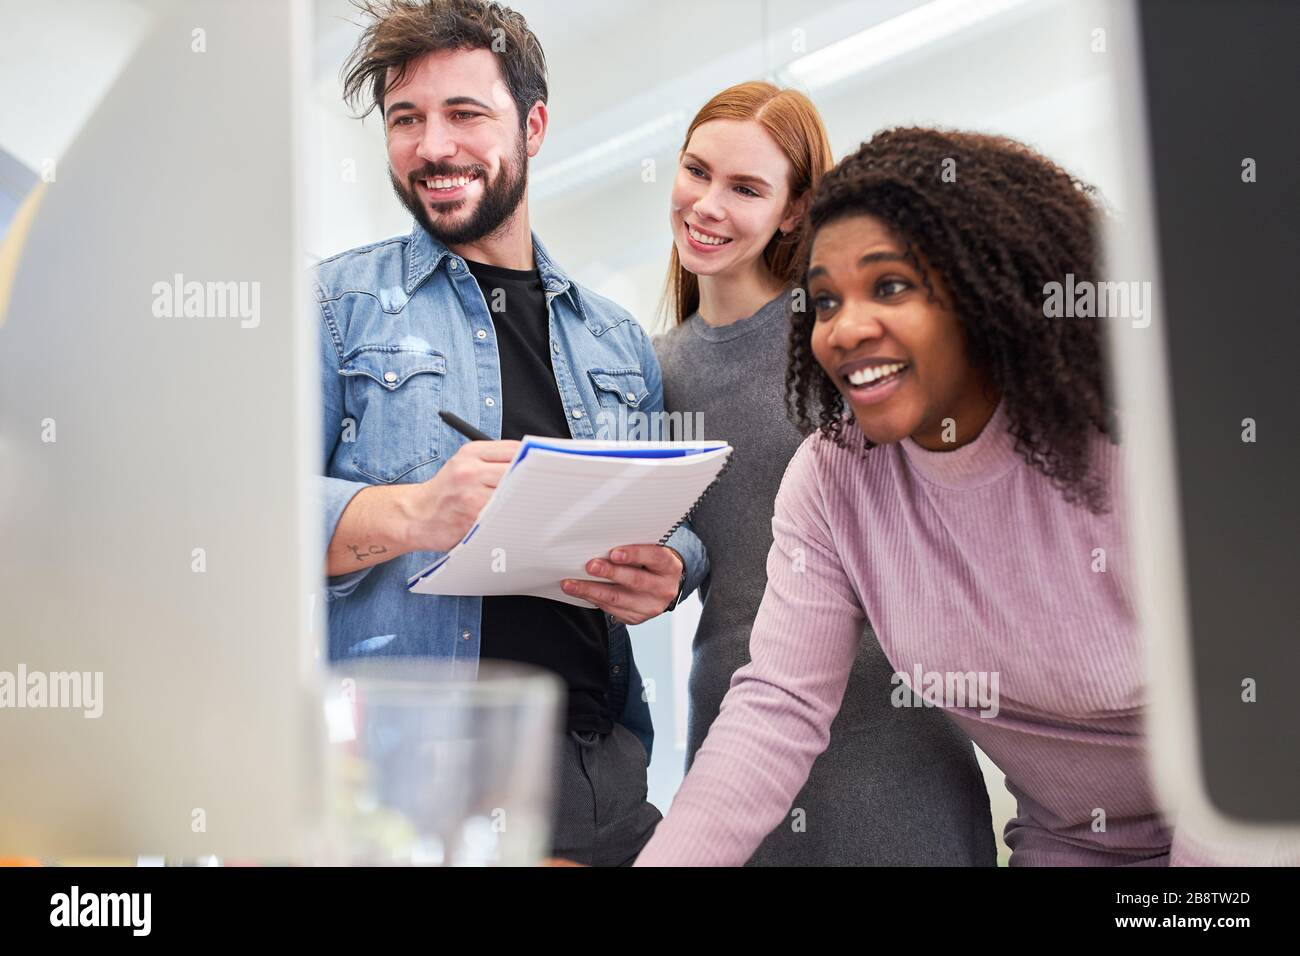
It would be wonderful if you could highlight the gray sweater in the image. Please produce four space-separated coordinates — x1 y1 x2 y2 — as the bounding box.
654 291 997 865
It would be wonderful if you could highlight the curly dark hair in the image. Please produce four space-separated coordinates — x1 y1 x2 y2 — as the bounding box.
786 127 1116 512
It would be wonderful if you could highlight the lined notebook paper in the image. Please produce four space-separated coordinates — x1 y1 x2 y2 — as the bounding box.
407 436 732 607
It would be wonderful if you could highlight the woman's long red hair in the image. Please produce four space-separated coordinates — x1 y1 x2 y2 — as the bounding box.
662 82 834 326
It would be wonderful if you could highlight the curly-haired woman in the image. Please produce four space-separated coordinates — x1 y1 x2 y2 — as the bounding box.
638 127 1187 866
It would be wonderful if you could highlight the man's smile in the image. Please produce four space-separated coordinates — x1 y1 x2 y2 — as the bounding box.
416 169 484 202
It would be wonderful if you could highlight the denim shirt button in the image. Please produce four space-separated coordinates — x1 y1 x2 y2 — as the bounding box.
611 665 621 675
383 371 397 383
571 407 583 419
461 630 471 640
485 396 495 407
476 329 487 339
450 260 460 270
551 341 559 353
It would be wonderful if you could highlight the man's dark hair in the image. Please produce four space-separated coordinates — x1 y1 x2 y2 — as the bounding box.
340 0 548 129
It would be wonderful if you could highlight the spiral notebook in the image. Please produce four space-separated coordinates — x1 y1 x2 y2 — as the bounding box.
406 435 733 607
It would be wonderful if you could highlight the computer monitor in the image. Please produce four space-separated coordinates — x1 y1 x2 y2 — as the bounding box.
0 0 321 858
1109 0 1300 853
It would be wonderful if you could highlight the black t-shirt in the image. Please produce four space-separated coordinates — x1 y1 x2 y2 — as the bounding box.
465 258 612 735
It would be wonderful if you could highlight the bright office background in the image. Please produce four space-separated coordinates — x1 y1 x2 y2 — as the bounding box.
0 0 1134 862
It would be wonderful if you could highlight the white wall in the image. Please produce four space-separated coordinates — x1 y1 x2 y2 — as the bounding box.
0 0 152 173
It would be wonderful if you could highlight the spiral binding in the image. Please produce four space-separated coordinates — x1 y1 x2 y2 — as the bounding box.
657 446 736 545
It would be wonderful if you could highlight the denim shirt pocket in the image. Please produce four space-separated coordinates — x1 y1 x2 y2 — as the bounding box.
587 368 649 441
587 368 649 409
339 344 447 483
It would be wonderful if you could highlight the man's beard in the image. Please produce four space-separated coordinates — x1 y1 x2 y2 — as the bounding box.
391 136 528 247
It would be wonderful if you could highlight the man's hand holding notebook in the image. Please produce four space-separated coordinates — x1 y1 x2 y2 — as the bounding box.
407 436 732 617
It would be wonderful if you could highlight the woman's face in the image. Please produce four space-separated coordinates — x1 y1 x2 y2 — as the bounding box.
807 214 998 449
669 119 799 277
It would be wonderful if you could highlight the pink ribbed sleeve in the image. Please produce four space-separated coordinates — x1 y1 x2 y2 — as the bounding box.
635 440 863 866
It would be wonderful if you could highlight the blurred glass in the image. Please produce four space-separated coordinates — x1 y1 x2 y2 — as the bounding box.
317 660 563 866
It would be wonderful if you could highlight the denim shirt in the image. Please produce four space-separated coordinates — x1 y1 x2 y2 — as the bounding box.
313 222 708 757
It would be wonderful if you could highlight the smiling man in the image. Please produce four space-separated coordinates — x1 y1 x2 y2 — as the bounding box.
314 0 707 865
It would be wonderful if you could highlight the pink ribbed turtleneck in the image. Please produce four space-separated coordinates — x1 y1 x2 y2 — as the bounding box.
637 403 1194 866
